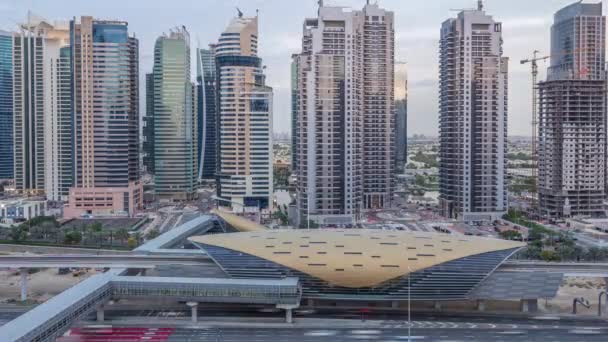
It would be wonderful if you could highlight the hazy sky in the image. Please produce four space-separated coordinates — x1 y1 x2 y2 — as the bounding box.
2 0 605 136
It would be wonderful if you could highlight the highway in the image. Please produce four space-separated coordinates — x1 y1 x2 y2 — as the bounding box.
63 326 608 341
0 254 212 269
66 306 608 342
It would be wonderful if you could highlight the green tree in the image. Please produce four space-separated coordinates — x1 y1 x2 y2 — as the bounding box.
499 230 522 241
540 250 560 262
127 237 138 249
115 228 129 243
39 221 56 241
64 231 82 245
586 247 602 262
10 226 27 242
414 175 427 188
90 222 103 233
146 228 160 240
273 211 289 225
405 163 418 170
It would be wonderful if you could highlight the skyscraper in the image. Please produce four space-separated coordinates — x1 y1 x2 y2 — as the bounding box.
290 58 297 172
0 31 13 180
293 2 394 226
538 1 606 218
152 27 198 200
38 23 71 202
439 3 508 222
197 46 217 180
65 16 141 218
13 18 70 197
395 62 408 174
143 73 155 174
215 13 273 212
13 20 47 195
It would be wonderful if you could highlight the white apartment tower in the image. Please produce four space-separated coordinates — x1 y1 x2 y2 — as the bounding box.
439 2 508 222
538 1 606 218
13 17 72 201
293 2 395 226
215 14 273 212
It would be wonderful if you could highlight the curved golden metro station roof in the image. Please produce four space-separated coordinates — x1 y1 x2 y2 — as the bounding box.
189 229 524 288
211 209 267 232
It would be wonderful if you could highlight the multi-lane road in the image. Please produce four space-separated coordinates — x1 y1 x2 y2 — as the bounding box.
61 326 608 341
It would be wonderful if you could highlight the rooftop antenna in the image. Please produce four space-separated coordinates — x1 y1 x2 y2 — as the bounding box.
477 0 483 11
236 7 243 18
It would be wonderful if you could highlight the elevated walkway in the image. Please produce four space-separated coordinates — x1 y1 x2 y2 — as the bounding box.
0 254 211 269
0 274 300 342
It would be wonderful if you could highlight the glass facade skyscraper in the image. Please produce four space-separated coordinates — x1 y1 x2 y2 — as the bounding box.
152 27 198 200
394 63 408 174
197 47 217 180
215 15 273 212
0 31 13 180
65 16 142 218
143 73 155 174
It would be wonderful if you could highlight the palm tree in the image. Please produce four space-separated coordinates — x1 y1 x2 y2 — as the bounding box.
115 228 129 245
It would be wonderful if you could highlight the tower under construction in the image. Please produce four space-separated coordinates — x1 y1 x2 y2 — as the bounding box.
538 1 607 218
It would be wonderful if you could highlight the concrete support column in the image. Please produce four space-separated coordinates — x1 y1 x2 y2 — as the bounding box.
476 300 485 312
519 299 538 313
285 308 293 324
19 269 27 302
96 306 104 322
434 301 442 311
187 302 199 323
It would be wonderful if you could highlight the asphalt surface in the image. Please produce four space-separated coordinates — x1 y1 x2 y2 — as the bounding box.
66 326 608 341
101 306 608 327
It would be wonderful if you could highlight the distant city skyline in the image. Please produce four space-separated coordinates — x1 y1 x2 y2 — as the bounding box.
1 0 606 136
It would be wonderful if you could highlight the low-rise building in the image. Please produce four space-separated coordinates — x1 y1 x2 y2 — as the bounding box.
63 183 142 218
0 199 46 224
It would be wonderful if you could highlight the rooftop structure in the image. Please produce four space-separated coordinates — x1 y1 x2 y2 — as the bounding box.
190 229 524 300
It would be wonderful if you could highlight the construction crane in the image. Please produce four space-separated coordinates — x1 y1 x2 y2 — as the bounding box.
520 50 549 211
520 47 592 215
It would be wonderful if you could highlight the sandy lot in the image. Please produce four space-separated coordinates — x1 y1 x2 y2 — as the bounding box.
0 268 97 303
542 277 608 316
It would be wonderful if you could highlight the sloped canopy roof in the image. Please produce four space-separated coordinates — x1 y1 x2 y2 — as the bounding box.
211 209 267 232
189 230 524 288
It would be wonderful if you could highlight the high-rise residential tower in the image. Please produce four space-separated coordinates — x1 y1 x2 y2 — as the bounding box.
44 28 72 202
290 58 297 172
215 14 273 212
395 62 408 174
0 31 13 180
197 46 217 180
538 1 606 218
13 18 71 198
64 16 141 218
439 3 508 222
152 27 198 200
293 2 394 226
